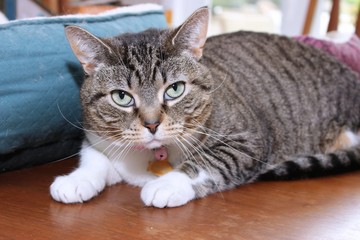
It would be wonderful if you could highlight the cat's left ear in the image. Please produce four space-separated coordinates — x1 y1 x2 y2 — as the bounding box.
171 7 209 60
65 26 113 75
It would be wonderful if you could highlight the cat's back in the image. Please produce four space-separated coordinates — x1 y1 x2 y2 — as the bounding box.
201 30 359 109
202 31 352 88
201 31 360 155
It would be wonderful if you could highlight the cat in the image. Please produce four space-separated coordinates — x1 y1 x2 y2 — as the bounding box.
50 7 360 208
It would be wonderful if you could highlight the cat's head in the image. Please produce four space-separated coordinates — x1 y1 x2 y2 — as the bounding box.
66 7 213 149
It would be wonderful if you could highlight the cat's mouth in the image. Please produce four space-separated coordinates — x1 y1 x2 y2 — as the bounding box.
132 141 168 161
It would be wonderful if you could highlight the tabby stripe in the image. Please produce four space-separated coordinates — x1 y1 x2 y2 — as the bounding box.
283 40 321 108
180 161 199 178
216 141 254 160
284 161 302 178
147 47 153 58
210 148 237 178
154 60 162 83
342 77 353 116
209 140 256 180
203 55 249 102
131 48 142 64
201 150 232 185
134 70 142 86
151 65 157 83
221 145 255 177
161 68 167 84
273 41 301 88
207 62 259 132
155 59 161 68
122 45 130 66
126 75 132 89
205 179 218 193
274 40 305 147
213 146 242 181
187 100 204 115
299 44 322 102
249 40 296 132
193 101 211 119
297 46 323 148
306 156 323 174
205 57 263 132
88 92 106 106
192 78 212 92
184 100 198 114
201 56 232 84
346 150 358 165
128 63 136 71
251 39 294 108
226 41 288 129
328 153 342 169
260 148 360 180
347 76 360 120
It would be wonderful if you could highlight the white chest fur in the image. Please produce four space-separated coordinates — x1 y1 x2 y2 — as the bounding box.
85 132 183 186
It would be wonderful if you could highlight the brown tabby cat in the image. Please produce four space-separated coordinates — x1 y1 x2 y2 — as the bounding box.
50 7 360 208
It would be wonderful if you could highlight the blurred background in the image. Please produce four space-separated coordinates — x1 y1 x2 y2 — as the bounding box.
1 0 359 38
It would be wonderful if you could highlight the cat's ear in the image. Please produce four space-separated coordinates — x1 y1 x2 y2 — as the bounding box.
65 26 113 75
171 7 209 60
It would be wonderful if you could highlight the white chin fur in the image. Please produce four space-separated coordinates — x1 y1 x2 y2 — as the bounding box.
145 140 163 149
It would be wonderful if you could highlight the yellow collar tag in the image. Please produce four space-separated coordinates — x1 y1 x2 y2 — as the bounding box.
147 159 173 176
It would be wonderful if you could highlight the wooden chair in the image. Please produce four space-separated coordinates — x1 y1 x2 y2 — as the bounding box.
303 0 360 36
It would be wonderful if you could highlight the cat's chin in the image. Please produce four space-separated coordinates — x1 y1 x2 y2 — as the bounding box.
130 141 164 151
144 140 163 150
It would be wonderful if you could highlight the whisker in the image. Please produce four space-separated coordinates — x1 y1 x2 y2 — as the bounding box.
187 120 248 138
57 102 126 135
183 126 273 167
183 133 248 184
109 139 132 161
173 136 201 173
56 103 87 132
209 73 227 94
173 137 190 160
175 134 224 197
105 135 128 160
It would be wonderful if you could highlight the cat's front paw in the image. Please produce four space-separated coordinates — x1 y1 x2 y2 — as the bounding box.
141 171 196 208
50 174 105 204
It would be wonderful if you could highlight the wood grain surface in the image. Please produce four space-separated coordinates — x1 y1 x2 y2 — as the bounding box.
0 157 359 240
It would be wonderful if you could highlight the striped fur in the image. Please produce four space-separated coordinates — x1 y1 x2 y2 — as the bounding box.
69 8 360 202
198 31 360 189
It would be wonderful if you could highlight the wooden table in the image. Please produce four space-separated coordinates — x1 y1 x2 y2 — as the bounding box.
1 157 359 240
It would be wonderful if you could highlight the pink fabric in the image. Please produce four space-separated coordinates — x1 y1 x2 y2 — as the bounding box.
295 35 360 77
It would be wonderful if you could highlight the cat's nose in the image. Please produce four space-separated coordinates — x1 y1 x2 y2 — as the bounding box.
144 122 160 134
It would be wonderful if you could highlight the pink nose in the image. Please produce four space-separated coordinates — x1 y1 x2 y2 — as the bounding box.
144 122 160 134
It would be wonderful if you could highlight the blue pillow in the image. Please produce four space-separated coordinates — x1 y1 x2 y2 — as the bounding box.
0 5 167 171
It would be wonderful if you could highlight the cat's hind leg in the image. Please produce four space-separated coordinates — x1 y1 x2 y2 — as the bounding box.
50 141 122 203
325 129 360 153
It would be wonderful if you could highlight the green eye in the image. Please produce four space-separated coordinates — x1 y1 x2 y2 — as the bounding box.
111 90 134 107
164 82 186 100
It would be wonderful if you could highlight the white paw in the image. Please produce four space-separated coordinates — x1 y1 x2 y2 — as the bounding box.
50 174 105 204
141 171 196 208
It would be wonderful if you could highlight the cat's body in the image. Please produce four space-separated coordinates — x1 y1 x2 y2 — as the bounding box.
202 31 360 180
51 8 360 207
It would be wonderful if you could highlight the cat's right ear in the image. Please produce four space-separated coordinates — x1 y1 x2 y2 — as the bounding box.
65 26 113 75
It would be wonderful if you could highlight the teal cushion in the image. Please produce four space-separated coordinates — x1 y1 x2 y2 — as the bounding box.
0 5 167 171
